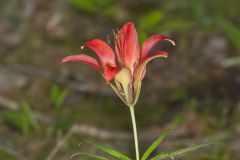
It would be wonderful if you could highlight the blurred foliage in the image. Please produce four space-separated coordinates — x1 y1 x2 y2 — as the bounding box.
3 102 39 135
138 10 165 31
189 149 231 160
0 151 15 160
217 17 240 53
70 0 97 13
171 112 187 128
70 0 113 13
189 0 240 53
50 84 70 109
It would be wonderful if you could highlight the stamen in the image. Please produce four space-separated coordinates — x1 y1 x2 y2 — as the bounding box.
113 29 116 36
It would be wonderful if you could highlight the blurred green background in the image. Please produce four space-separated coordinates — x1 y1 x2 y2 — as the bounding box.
0 0 240 159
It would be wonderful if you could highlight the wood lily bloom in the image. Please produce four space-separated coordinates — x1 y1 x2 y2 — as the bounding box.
62 22 175 107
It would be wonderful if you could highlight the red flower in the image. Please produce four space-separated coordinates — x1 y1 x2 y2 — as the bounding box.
62 22 175 106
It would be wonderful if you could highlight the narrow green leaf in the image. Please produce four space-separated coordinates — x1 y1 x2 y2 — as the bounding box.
150 142 222 160
50 84 70 108
70 152 110 160
57 88 70 107
20 112 29 135
141 130 170 160
20 101 39 129
50 84 59 102
87 141 131 160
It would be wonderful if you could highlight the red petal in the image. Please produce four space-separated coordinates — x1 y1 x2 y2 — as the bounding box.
132 51 168 105
134 50 168 80
135 50 168 79
103 66 120 82
83 39 117 69
141 34 175 61
62 54 101 71
119 22 140 72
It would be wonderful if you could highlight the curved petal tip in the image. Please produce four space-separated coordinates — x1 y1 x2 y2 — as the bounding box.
62 56 71 63
166 39 176 46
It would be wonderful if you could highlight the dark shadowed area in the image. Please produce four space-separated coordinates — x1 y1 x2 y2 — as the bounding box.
0 0 240 159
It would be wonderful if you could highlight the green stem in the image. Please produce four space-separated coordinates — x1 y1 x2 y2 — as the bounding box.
129 105 139 160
